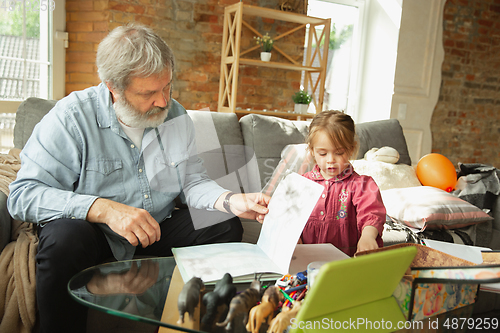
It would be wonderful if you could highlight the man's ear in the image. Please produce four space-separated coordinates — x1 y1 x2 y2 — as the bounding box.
105 81 120 103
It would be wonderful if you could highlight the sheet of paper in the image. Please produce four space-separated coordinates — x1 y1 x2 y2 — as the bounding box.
257 172 324 273
172 172 324 283
289 243 350 275
424 239 491 264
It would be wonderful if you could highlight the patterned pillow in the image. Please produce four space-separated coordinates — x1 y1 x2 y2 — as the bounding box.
381 186 493 230
261 144 315 196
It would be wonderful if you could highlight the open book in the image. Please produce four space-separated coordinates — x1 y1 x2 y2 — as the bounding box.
172 172 336 283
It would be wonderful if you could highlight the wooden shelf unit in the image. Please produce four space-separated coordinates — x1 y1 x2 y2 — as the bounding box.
234 109 315 120
217 3 330 119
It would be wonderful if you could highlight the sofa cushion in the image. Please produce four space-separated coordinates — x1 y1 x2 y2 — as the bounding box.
239 114 309 191
187 110 259 194
355 119 412 165
14 97 56 149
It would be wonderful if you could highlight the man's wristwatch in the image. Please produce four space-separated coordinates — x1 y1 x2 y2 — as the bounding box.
223 192 234 214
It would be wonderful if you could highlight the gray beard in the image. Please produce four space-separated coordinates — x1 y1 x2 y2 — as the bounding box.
114 93 171 128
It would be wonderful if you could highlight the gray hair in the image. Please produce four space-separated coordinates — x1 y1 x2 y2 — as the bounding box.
96 23 175 91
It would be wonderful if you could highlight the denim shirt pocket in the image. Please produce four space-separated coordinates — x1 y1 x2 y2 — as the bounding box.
84 159 126 201
149 151 189 194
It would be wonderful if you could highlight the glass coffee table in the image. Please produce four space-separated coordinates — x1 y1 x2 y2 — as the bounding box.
68 256 205 333
69 257 495 333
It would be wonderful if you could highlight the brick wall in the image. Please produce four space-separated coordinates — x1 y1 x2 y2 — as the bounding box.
66 0 108 94
431 0 500 168
65 0 306 111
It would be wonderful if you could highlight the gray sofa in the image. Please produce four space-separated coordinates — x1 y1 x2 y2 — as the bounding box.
1 97 499 331
187 109 413 245
2 97 500 249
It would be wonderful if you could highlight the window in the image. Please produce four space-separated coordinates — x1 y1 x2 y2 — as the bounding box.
305 0 402 123
305 0 364 116
0 0 65 152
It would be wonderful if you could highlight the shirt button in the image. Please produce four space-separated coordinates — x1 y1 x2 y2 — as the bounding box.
144 194 149 199
131 144 135 149
170 162 175 166
321 194 326 198
139 169 143 173
320 211 324 216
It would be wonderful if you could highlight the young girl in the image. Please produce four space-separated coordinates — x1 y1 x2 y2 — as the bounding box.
301 110 386 257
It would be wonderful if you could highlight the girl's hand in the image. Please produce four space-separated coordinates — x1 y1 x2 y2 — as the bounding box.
355 225 379 254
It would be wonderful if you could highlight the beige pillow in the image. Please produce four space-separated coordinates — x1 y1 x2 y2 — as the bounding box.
351 159 421 191
364 146 400 164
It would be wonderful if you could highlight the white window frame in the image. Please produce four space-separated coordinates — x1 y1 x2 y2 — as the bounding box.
307 0 367 120
0 0 65 114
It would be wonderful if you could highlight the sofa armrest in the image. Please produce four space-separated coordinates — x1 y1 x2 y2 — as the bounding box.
0 191 11 251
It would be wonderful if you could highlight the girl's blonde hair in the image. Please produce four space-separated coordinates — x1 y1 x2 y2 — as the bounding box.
307 110 359 159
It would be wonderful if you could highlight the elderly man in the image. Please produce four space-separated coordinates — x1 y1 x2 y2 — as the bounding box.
8 24 270 333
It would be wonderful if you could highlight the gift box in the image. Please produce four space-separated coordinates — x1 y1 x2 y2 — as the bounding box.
393 275 478 321
361 243 500 321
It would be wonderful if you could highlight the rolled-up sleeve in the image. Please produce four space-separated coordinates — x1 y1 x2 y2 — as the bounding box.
8 105 98 223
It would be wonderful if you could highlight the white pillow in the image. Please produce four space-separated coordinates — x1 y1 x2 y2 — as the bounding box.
351 159 421 191
381 186 493 231
364 146 400 164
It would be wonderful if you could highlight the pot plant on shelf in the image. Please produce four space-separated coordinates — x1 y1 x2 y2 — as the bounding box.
292 90 312 114
254 33 274 62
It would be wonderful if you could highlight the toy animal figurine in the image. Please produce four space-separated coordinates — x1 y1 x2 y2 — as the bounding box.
246 286 283 333
177 277 205 325
215 278 261 331
267 300 302 333
201 273 237 328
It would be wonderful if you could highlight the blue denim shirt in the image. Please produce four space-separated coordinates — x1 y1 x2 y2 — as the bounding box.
8 83 227 259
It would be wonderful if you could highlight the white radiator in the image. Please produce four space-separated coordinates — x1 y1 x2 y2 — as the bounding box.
0 113 15 153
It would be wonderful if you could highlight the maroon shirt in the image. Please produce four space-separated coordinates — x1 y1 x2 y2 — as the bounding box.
302 165 386 257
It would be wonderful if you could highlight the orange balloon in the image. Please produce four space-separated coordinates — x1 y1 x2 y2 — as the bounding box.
416 153 457 192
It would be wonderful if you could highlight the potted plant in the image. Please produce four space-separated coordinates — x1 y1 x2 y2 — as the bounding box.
254 33 274 62
292 90 312 114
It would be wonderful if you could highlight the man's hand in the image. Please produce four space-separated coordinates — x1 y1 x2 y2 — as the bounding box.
215 192 271 223
87 198 161 247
